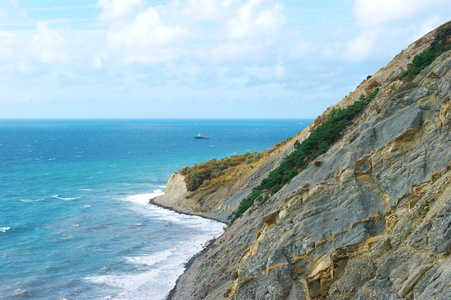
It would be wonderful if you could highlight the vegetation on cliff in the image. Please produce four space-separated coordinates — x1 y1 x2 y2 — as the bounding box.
179 138 291 193
180 152 264 191
400 24 451 80
228 88 379 223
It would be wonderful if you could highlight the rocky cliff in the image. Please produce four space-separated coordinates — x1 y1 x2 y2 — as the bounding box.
155 22 451 299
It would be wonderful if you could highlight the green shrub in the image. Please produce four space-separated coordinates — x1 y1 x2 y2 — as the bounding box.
270 184 283 195
401 25 451 80
260 193 270 204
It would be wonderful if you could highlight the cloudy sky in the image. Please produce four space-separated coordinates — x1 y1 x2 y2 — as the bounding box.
1 0 450 118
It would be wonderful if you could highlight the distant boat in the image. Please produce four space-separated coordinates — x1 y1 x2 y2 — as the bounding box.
195 133 209 139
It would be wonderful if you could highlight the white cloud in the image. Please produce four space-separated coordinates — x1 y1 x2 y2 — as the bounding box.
288 42 311 60
344 29 380 62
0 31 16 60
105 7 189 64
354 0 449 27
4 0 449 118
0 23 69 65
0 9 7 21
225 0 284 40
17 60 36 74
168 0 224 23
92 53 108 68
418 16 441 36
274 63 285 80
32 22 66 64
346 0 451 64
98 0 145 21
211 41 256 62
98 0 285 65
243 62 285 82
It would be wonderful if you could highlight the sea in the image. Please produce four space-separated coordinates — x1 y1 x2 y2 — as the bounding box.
0 119 311 299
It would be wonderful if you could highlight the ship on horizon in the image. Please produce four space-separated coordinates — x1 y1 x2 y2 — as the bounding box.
195 133 209 139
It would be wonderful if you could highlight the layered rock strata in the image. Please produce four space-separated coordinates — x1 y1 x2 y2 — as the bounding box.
156 23 451 299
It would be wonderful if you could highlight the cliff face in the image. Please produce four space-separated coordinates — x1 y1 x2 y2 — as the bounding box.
157 23 451 299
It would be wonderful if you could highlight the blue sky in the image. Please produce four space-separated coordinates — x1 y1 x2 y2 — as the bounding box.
1 0 450 118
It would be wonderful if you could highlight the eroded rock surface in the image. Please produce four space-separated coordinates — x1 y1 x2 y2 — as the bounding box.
160 24 451 300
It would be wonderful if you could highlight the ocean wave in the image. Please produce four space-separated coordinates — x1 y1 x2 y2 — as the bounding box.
125 248 175 267
20 197 44 202
52 195 82 201
85 269 163 299
124 191 164 206
83 205 224 299
0 227 11 233
7 289 28 298
85 245 188 300
143 205 183 223
184 218 225 230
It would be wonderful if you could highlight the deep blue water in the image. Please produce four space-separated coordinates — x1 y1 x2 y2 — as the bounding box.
0 119 311 299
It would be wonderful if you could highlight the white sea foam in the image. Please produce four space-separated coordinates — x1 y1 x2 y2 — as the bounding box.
86 189 224 299
124 192 183 223
86 239 210 299
144 204 183 223
20 197 44 203
85 206 224 300
52 195 81 201
87 265 190 300
124 190 164 206
0 227 11 233
86 269 161 298
86 246 185 299
125 248 175 267
184 218 225 230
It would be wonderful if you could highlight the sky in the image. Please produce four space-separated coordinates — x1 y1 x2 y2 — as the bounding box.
0 0 450 119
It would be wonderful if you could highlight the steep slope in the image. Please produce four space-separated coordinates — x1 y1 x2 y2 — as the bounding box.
158 22 451 299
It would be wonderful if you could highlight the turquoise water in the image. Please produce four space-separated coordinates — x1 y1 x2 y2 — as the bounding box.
0 119 311 299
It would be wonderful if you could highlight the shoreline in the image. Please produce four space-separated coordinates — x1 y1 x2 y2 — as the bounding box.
148 197 226 300
149 197 228 225
165 238 216 300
